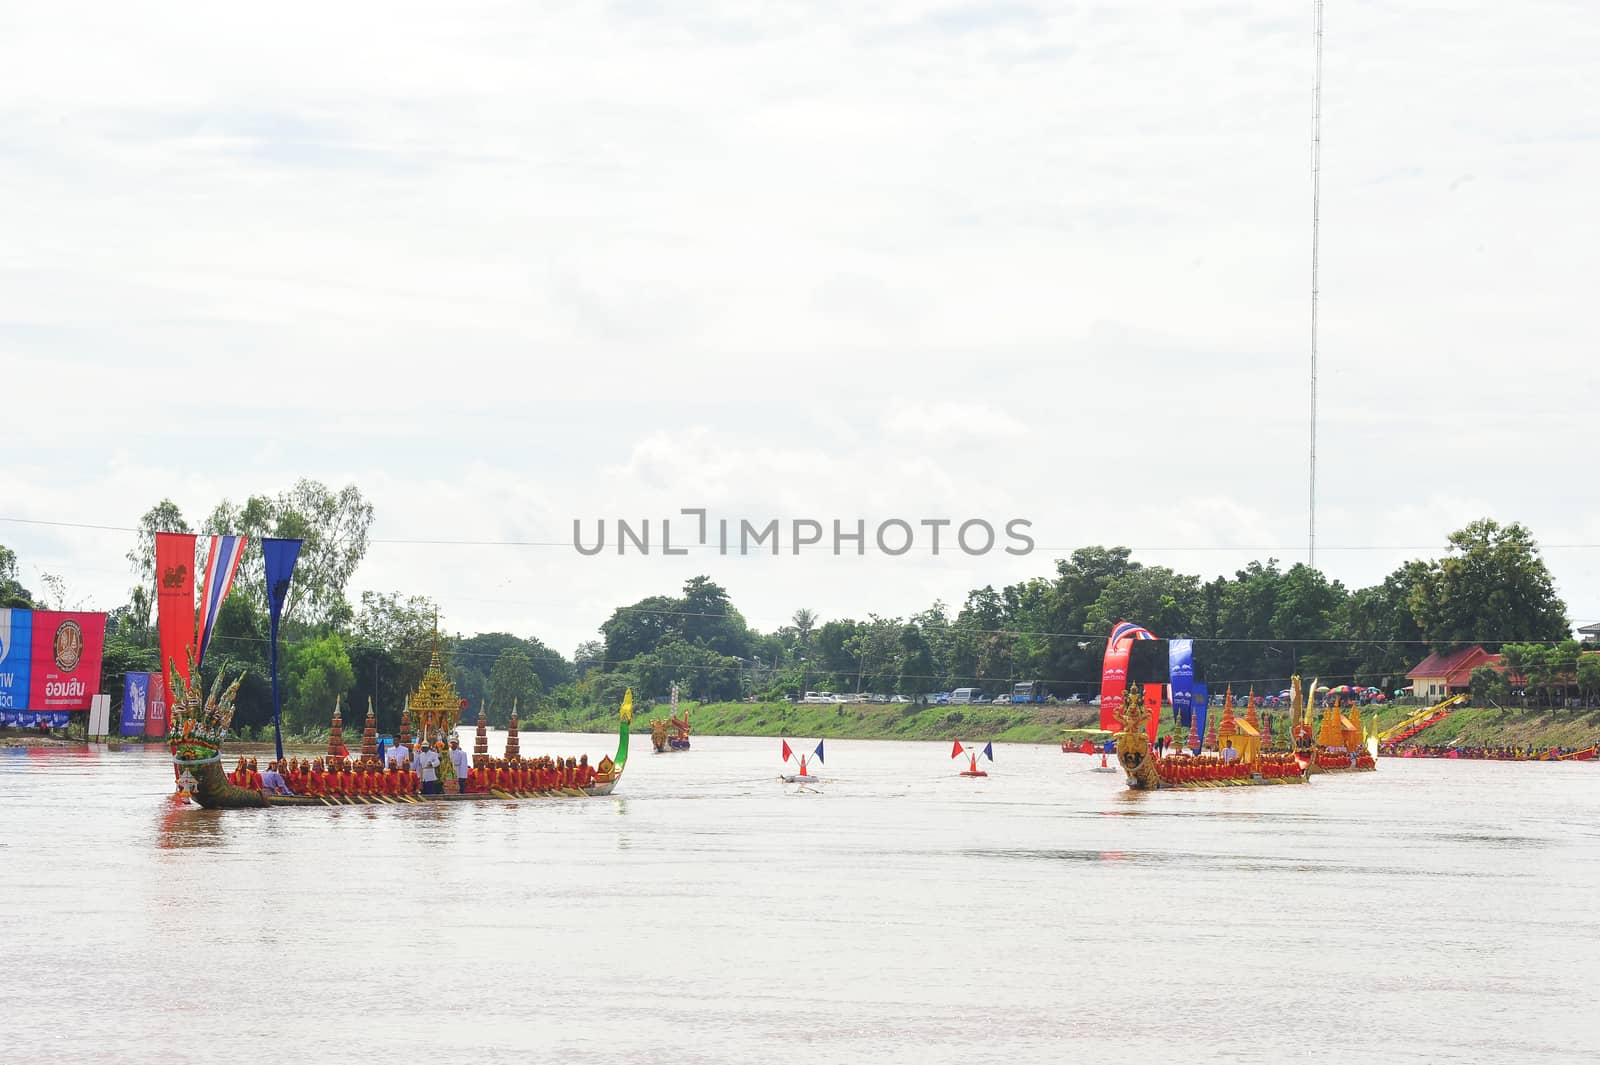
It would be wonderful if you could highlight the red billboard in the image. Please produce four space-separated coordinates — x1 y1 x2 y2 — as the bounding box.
28 611 106 712
145 669 168 738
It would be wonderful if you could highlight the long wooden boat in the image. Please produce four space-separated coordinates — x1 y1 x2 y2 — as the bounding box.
171 670 634 809
1112 688 1308 791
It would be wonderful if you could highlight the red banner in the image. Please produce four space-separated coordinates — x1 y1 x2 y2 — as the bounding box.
145 670 168 738
155 533 198 686
1143 683 1163 744
28 611 106 712
1099 641 1130 731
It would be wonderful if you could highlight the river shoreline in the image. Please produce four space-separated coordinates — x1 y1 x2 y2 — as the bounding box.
17 701 1599 753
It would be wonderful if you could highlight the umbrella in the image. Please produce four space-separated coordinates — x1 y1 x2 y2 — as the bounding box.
1277 689 1293 699
1329 684 1358 695
1392 689 1408 697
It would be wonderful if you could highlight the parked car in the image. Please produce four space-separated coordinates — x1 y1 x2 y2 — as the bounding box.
890 695 911 704
951 687 983 705
802 691 831 704
994 694 1012 705
1089 695 1102 707
1065 694 1082 704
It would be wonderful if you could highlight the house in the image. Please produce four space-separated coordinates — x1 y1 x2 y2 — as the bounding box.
1579 622 1600 644
1405 646 1495 700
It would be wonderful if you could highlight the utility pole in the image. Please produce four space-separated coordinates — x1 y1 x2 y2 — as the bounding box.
1309 0 1324 569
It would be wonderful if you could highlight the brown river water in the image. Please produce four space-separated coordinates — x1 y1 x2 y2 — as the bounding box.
2 733 1597 1065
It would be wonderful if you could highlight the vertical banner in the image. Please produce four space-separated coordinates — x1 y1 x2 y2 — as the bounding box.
121 672 150 734
29 611 106 712
0 609 33 713
155 533 198 685
263 537 304 762
1169 639 1194 728
195 534 248 669
1099 640 1130 732
1192 682 1210 752
145 670 169 738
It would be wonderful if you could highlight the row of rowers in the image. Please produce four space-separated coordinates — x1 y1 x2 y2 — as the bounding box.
1153 749 1304 783
226 752 604 796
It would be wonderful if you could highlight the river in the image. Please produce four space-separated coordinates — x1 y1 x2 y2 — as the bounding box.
2 733 1596 1064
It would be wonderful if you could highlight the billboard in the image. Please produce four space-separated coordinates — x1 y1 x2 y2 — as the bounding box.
22 611 106 712
122 672 151 734
0 608 33 711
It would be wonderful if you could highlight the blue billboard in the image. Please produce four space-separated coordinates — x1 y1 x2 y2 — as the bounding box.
0 608 33 712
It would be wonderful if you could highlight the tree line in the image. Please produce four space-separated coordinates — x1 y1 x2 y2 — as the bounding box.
1 500 1582 737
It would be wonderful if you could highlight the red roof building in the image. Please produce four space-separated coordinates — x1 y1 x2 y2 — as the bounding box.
1405 646 1494 700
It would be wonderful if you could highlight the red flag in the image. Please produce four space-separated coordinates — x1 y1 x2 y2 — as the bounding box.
951 740 964 759
155 533 197 686
781 739 792 762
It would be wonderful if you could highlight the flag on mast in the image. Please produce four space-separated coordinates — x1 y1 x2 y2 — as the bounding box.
195 534 247 669
951 740 964 759
982 742 994 761
781 739 793 763
263 538 304 762
813 740 825 764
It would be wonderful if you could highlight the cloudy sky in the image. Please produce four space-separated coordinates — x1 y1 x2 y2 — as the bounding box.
2 1 1596 653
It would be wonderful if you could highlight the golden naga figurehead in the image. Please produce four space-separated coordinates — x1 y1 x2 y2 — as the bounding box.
619 688 635 724
1114 686 1162 790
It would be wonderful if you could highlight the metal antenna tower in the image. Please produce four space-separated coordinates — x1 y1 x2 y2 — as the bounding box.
1309 0 1323 569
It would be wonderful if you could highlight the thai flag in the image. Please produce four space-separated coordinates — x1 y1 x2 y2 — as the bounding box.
196 535 248 668
1110 621 1157 643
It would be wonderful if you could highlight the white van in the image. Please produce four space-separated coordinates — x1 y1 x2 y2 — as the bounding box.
951 687 982 704
801 691 829 704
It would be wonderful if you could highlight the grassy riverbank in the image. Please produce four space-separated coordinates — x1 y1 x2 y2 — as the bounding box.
548 699 1600 750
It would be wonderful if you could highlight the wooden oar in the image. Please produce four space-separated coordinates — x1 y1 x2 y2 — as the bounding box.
491 788 516 800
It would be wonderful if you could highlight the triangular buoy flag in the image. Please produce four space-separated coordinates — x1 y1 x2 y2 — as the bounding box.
982 742 994 761
813 740 825 764
951 740 964 759
781 739 793 763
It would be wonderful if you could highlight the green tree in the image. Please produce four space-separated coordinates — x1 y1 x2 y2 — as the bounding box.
127 500 191 624
284 632 355 734
487 648 544 725
791 608 818 652
203 480 374 627
1085 566 1203 643
1408 519 1568 652
0 544 34 607
1576 654 1600 707
1468 663 1508 706
346 591 440 734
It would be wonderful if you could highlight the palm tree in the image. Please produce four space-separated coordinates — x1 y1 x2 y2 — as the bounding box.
792 608 817 651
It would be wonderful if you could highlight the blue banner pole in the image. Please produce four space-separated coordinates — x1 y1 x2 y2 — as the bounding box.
263 538 304 764
270 611 283 761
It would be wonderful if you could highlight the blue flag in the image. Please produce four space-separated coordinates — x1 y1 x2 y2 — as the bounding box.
1169 639 1194 728
981 742 994 761
263 538 304 761
1192 682 1210 753
813 739 825 765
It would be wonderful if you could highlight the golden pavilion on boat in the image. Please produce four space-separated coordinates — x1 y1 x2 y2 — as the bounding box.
406 631 462 746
